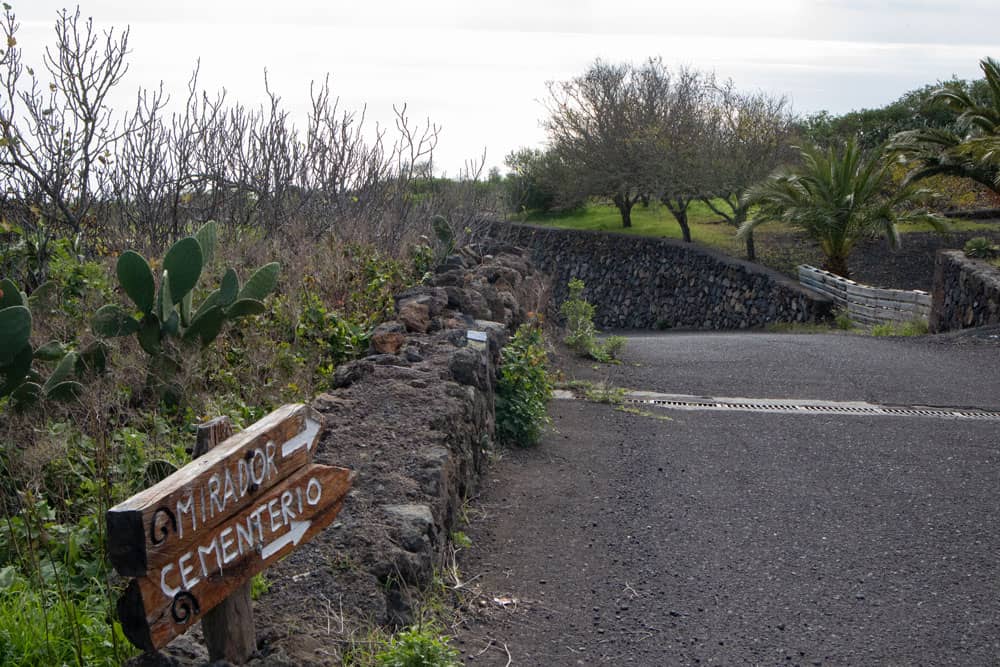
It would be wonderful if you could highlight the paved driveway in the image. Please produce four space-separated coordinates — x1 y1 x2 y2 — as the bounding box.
453 332 1000 666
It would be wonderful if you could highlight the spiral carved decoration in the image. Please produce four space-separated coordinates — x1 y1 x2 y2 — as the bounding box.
170 591 200 624
149 507 177 545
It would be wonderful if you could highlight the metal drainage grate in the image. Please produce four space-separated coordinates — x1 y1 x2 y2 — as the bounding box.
622 392 1000 421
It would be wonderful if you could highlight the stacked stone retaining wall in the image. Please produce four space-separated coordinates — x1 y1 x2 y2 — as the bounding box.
929 249 1000 332
145 242 549 666
488 222 833 329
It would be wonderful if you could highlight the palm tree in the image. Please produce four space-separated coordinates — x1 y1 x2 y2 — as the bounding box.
739 140 945 278
890 57 1000 194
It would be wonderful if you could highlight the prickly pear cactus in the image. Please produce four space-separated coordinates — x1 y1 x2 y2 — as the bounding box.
90 220 280 402
0 278 99 408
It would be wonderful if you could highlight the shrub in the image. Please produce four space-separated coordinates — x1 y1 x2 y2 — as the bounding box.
964 236 998 259
374 625 460 667
592 334 627 363
559 279 626 362
833 307 854 330
495 323 552 447
560 278 597 355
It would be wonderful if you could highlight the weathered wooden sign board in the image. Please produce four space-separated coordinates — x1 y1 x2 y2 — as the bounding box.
106 404 353 655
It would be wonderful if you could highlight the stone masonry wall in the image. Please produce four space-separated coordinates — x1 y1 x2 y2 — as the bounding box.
147 242 548 667
929 249 1000 333
488 222 833 329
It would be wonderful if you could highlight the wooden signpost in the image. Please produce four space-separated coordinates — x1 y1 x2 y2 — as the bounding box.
106 404 353 661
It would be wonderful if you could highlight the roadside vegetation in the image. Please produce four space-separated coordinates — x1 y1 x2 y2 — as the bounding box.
506 56 1000 280
495 320 553 448
740 140 946 277
0 4 492 665
560 279 626 363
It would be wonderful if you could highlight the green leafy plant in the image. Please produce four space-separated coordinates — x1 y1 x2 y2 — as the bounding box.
449 531 472 549
871 319 929 337
559 279 627 362
740 139 946 278
408 241 435 281
583 383 627 405
0 575 131 667
561 278 597 354
594 335 627 363
0 218 54 291
431 214 456 262
964 236 998 259
833 307 854 330
90 221 279 400
374 625 460 667
250 573 271 601
495 323 553 447
0 278 105 409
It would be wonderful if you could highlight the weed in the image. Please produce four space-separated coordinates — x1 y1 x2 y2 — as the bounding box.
870 323 894 336
331 553 361 573
964 236 998 259
449 531 472 549
559 279 626 362
870 319 929 337
373 624 460 667
833 307 854 330
250 573 271 600
495 322 553 447
616 405 673 421
583 384 627 405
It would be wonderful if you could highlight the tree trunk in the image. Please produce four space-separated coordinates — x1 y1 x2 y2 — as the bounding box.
823 255 850 279
662 197 692 242
744 229 756 262
677 209 691 242
613 194 633 228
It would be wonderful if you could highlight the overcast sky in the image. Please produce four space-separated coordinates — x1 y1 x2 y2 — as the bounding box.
15 0 1000 174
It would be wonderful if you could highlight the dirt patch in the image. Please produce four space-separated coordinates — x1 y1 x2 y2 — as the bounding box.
748 222 1000 291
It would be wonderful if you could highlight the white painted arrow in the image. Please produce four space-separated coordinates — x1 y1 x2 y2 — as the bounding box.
261 519 311 560
281 416 321 458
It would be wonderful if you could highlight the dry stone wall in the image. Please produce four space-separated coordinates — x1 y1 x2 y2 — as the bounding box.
489 222 833 329
929 249 1000 332
145 242 548 666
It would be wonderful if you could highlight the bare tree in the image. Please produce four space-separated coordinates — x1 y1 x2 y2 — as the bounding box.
3 4 501 266
0 7 139 236
543 60 650 227
699 83 794 259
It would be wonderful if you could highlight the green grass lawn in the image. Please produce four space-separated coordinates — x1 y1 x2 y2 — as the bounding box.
521 201 1000 280
524 200 742 248
524 201 998 253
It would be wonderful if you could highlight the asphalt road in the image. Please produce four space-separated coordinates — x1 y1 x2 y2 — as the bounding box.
453 332 1000 666
579 331 1000 410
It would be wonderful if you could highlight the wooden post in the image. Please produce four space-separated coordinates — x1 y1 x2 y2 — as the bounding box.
195 416 256 665
108 404 351 655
